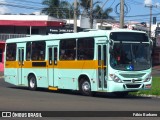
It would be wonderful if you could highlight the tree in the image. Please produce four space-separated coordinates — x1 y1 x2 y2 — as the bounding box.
79 0 114 28
41 0 74 19
93 5 114 20
93 4 114 27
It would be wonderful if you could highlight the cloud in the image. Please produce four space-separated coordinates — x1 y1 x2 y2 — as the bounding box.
155 2 160 7
0 7 10 14
0 0 10 14
144 0 152 5
32 11 41 15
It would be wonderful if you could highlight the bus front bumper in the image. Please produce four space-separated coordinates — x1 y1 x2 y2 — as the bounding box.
107 81 152 92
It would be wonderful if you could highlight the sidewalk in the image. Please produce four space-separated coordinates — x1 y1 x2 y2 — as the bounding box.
0 72 3 77
152 65 160 77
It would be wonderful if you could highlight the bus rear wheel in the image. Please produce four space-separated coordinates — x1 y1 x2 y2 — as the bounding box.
79 79 92 96
28 75 37 90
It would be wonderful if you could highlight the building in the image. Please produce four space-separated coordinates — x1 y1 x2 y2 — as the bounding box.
0 14 66 72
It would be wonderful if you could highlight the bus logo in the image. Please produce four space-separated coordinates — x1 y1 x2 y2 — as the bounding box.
2 112 11 117
131 79 135 83
126 65 134 71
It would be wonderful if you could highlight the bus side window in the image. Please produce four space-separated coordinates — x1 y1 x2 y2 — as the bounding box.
60 39 76 60
6 43 17 61
31 41 46 61
77 37 94 60
26 42 31 61
54 48 57 65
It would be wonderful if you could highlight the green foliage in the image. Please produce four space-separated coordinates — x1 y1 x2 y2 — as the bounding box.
41 0 115 20
41 0 74 19
130 77 160 96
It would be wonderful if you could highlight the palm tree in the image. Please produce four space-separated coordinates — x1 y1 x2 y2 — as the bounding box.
93 4 114 27
41 0 74 19
79 0 114 28
93 5 114 20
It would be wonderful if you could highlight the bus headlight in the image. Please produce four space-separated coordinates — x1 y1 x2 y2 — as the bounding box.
144 73 152 82
110 74 122 83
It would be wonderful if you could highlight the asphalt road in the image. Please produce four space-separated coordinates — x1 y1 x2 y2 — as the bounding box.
0 77 160 120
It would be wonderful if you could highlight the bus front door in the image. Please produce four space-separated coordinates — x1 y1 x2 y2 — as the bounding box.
48 46 58 87
97 44 107 91
18 47 24 85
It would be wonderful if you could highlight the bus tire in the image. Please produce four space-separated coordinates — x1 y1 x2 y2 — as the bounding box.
79 78 92 96
28 75 37 90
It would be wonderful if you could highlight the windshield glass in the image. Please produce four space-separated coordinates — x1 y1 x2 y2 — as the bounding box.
110 43 151 71
110 32 148 42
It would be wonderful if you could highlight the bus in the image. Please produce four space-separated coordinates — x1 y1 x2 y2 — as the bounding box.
4 29 152 97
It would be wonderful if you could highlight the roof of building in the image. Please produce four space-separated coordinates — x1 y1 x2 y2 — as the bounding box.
0 15 66 27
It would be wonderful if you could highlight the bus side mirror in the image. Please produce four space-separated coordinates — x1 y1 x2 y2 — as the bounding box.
150 40 153 49
150 39 153 54
109 40 114 54
109 46 113 54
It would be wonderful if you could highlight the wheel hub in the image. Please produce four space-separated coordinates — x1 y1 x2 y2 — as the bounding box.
82 82 90 92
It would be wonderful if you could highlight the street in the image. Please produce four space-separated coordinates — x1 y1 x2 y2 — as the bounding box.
0 75 160 120
0 65 160 120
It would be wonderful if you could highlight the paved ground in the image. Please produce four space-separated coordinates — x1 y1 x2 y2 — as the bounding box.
0 72 3 77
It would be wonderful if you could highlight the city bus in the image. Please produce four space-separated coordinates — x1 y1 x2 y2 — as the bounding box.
4 29 152 97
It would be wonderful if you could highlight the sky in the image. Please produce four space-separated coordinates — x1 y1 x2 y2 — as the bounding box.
0 0 160 23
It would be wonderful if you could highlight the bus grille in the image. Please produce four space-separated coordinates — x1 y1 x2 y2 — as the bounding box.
126 84 141 88
123 79 142 83
120 73 146 78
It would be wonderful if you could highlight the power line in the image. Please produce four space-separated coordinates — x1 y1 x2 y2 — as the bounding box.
126 0 143 5
8 0 43 5
0 2 43 10
0 0 160 23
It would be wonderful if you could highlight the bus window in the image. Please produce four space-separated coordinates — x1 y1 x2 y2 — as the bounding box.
77 38 94 60
31 41 46 61
60 39 76 60
26 42 31 61
6 43 16 61
49 48 52 65
54 48 57 65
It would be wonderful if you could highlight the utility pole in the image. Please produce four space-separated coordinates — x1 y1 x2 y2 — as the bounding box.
145 4 157 38
149 6 152 38
90 0 93 29
120 0 124 28
74 0 77 33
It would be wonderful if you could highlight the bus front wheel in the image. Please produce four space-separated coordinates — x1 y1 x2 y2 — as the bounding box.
79 79 92 96
28 75 37 90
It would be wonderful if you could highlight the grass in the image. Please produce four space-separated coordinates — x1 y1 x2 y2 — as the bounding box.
130 77 160 96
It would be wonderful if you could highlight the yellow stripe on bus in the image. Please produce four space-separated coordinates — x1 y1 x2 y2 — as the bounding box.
5 60 106 69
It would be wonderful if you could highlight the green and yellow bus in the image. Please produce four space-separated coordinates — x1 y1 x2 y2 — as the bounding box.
4 29 152 96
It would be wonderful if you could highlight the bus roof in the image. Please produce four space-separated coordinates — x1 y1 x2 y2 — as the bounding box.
6 29 147 43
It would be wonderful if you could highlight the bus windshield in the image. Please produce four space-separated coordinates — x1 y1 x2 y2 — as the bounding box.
110 43 151 71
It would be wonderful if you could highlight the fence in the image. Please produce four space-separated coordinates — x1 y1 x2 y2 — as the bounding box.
0 34 28 41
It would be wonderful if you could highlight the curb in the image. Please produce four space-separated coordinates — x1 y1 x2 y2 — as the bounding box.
0 76 4 79
136 94 160 98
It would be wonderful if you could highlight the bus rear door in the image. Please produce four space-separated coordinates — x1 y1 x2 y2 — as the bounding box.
48 46 58 87
17 43 25 85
